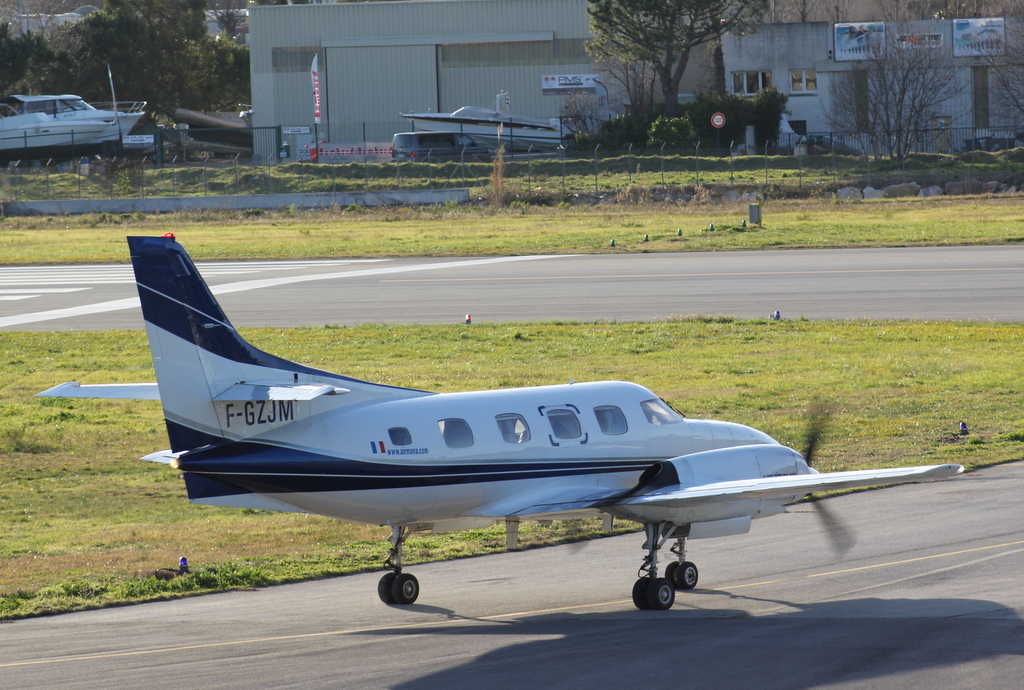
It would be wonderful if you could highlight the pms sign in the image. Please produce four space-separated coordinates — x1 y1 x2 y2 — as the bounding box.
542 74 599 95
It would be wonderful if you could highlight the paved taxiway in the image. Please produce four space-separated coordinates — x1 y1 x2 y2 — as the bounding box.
1 245 1023 330
3 461 1023 689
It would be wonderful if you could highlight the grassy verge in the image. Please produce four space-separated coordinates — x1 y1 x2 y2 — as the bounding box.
1 195 1024 264
2 317 1022 618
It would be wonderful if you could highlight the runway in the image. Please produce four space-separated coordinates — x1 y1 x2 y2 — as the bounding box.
3 461 1023 689
1 245 1023 330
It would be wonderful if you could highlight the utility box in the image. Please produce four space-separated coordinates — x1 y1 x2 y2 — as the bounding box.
749 203 762 225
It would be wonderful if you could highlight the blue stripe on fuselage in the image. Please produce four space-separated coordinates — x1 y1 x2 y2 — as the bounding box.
177 441 653 494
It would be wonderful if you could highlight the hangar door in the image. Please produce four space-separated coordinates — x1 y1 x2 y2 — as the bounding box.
325 45 437 142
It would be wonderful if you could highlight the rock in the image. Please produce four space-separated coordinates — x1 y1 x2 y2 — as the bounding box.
918 185 943 197
944 180 965 195
836 186 862 200
863 186 883 199
823 191 836 200
882 182 921 198
962 178 982 194
723 190 741 201
981 180 1004 194
678 193 693 202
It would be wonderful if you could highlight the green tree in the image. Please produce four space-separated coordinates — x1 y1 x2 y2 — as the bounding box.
647 115 693 147
587 0 768 117
59 0 249 116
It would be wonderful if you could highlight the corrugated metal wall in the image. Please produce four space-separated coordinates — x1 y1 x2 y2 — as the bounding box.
250 0 595 148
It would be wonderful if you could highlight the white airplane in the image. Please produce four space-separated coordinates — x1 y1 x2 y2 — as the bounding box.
39 235 964 610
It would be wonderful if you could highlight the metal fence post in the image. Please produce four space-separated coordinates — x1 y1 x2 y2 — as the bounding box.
695 141 701 184
593 144 600 193
660 142 666 187
729 140 734 185
628 143 633 185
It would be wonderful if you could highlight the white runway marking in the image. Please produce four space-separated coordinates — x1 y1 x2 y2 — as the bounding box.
0 256 564 328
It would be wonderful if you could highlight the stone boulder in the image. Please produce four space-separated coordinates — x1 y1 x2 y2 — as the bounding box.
723 190 741 202
944 180 964 195
863 186 884 199
836 186 862 200
882 182 921 198
981 180 1005 194
918 185 943 197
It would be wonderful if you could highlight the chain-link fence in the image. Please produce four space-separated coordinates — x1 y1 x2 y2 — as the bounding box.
4 126 1024 203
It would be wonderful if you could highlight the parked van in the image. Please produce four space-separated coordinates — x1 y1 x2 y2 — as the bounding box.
391 131 492 162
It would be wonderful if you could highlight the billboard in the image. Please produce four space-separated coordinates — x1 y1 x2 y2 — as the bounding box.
834 23 886 61
894 33 942 50
953 17 1004 56
542 74 600 95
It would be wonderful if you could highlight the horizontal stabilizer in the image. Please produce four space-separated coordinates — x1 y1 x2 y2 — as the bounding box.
213 383 349 402
37 382 160 400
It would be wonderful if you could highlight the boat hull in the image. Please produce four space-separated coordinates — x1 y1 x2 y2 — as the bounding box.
403 115 569 151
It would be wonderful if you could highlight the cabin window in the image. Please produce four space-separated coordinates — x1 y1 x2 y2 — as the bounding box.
640 399 681 425
438 418 474 448
593 405 628 435
496 413 531 443
547 409 582 439
388 427 412 446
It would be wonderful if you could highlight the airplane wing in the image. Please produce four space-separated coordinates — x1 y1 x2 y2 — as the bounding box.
36 382 160 400
464 463 963 520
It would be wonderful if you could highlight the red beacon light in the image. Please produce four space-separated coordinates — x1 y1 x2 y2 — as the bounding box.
162 233 176 239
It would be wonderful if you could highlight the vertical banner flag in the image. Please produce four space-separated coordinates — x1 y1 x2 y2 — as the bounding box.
311 54 321 124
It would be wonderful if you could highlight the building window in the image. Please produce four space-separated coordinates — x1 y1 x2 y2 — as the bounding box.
441 38 588 68
272 47 319 73
973 65 990 128
732 71 772 95
790 120 807 136
790 69 817 93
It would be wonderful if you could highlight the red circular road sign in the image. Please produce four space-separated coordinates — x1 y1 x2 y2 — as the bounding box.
711 112 726 128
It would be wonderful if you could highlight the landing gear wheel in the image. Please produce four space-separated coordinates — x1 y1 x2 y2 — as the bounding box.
665 561 679 587
674 561 698 590
646 577 675 610
390 572 420 605
632 578 651 610
377 572 397 604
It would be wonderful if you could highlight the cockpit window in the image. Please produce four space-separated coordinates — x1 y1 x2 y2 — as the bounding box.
640 399 681 425
496 413 531 443
593 405 628 435
438 418 474 448
547 409 582 439
388 427 412 446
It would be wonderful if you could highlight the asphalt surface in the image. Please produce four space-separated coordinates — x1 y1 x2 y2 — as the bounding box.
2 461 1022 689
1 245 1023 330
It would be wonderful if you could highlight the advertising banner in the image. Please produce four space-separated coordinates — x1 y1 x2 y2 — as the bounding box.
894 33 942 49
834 23 886 61
300 142 392 163
953 17 1004 56
542 74 600 95
311 54 321 124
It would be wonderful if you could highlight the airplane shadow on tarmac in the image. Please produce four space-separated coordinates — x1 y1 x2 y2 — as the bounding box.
382 596 1024 690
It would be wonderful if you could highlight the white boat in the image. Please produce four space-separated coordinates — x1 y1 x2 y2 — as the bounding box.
0 94 146 159
401 91 570 151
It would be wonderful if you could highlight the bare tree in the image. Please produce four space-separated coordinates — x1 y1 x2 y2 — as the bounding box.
764 0 854 22
826 26 966 160
559 90 603 136
207 0 246 39
597 57 658 116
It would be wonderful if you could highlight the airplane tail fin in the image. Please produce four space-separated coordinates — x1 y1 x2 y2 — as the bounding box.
128 235 424 452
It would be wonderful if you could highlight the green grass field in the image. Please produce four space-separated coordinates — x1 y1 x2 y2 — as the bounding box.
3 317 1022 619
1 195 1024 264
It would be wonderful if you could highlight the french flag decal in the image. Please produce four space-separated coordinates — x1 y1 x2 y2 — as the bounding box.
371 441 386 454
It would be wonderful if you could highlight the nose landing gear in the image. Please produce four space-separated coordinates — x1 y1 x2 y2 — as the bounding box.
632 523 699 610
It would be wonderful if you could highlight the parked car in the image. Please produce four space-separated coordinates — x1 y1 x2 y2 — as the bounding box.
391 131 492 162
962 136 1021 153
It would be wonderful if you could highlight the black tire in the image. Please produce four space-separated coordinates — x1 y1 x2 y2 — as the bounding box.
377 572 396 604
646 577 675 610
665 561 679 588
675 561 699 590
631 578 651 610
390 572 420 605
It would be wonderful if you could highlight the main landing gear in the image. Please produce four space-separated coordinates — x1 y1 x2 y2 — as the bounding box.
631 523 699 611
378 525 420 605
